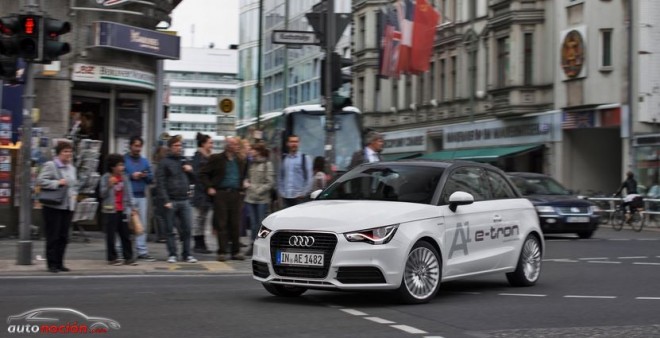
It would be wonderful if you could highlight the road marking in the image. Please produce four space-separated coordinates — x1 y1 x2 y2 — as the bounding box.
618 256 648 259
391 324 428 334
609 239 631 241
341 309 367 316
633 262 660 266
579 257 608 260
365 317 395 324
587 261 621 264
636 297 660 300
544 259 579 262
564 295 617 299
498 293 547 297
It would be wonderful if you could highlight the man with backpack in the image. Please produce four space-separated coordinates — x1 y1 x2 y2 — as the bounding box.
278 134 313 209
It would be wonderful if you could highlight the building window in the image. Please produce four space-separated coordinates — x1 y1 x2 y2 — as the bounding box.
600 29 613 69
429 61 435 103
497 36 510 88
392 79 398 110
439 59 446 101
451 56 457 99
523 32 534 85
358 14 366 50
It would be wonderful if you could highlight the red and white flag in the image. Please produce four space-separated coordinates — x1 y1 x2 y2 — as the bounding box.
410 0 440 73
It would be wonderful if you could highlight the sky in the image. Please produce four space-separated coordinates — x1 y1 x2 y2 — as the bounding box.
169 0 240 49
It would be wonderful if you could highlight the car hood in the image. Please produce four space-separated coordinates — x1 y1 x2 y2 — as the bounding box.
263 200 439 232
525 194 593 206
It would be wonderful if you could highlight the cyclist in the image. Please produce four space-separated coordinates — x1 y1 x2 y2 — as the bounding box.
614 171 642 223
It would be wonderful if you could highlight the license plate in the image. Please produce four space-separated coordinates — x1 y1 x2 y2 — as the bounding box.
567 216 590 223
276 251 324 267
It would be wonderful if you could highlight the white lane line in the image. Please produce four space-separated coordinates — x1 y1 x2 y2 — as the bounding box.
609 239 631 241
633 262 660 266
578 257 608 260
564 295 617 299
636 297 660 300
391 324 428 334
638 239 659 241
341 309 367 316
618 256 648 259
424 336 446 338
544 259 579 262
587 261 621 264
365 317 395 324
498 293 547 297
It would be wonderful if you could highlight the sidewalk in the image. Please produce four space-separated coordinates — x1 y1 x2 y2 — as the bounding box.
0 231 252 276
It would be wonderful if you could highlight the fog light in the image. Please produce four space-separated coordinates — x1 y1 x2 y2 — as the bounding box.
546 218 557 224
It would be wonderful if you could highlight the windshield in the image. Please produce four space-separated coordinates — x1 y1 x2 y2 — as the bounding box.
510 175 570 196
293 112 361 172
317 165 444 204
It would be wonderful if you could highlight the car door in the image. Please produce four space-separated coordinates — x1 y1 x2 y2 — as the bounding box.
441 166 497 277
484 169 525 270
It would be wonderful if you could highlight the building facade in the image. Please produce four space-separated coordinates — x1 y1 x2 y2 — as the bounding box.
164 47 239 157
352 0 653 195
238 0 352 126
2 0 180 160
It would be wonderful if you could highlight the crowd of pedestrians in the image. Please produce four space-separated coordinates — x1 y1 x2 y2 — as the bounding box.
36 131 385 272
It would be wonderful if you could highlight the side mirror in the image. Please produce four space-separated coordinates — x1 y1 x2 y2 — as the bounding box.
448 191 474 212
310 189 322 199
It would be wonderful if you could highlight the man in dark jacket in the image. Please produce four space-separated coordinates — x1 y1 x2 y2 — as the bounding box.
156 135 197 264
200 136 247 262
349 131 384 170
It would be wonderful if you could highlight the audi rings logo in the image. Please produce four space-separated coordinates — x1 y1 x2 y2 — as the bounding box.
289 235 315 247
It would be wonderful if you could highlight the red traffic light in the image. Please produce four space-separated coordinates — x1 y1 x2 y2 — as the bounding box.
23 16 36 35
0 16 19 35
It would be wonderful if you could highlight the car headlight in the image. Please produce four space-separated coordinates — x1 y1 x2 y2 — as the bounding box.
590 205 601 213
344 224 399 245
257 225 272 239
535 206 556 213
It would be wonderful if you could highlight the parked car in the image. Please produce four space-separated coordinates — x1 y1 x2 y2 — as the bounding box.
507 172 600 239
252 160 544 304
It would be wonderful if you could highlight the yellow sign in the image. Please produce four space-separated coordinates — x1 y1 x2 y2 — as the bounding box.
219 98 234 114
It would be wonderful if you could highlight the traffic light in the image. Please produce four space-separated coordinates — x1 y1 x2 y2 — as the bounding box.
0 16 20 57
42 17 71 63
332 92 352 111
16 15 40 61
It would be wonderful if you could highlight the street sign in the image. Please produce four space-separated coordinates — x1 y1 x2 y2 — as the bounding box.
218 98 234 114
272 30 319 45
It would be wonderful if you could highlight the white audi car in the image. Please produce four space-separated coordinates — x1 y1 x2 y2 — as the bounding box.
252 160 543 303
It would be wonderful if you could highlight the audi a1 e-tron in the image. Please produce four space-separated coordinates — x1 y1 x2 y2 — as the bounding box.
252 160 544 304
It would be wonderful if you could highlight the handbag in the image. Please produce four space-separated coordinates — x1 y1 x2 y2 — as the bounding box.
38 162 68 206
130 211 144 235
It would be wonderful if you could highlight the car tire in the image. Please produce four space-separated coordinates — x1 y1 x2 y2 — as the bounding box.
396 240 442 304
262 283 307 297
506 234 542 287
577 230 594 239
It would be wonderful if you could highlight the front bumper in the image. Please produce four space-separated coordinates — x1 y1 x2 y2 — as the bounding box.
252 230 406 290
538 214 599 233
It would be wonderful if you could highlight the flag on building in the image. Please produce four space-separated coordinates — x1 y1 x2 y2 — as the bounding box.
379 4 402 78
410 0 441 73
396 0 415 74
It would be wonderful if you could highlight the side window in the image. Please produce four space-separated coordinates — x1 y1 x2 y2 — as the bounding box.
486 170 517 199
441 167 489 204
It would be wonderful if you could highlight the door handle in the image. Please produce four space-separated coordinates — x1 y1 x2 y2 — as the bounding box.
493 215 502 223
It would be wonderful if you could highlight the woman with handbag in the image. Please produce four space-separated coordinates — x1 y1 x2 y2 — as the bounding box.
100 154 139 266
37 141 78 273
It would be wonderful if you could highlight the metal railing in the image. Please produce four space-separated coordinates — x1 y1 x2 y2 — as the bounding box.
587 196 660 224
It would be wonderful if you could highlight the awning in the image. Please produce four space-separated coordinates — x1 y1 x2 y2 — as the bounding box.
381 152 423 161
418 144 542 162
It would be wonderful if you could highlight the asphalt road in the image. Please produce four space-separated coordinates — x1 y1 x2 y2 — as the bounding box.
1 228 659 338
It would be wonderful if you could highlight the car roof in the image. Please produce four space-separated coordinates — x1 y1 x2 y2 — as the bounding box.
507 172 550 178
370 159 504 172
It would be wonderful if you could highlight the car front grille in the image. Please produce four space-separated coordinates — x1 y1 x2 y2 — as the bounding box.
556 206 590 215
336 267 386 284
252 261 270 278
270 231 338 279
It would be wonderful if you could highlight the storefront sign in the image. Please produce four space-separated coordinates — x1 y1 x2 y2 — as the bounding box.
92 21 180 59
72 63 156 90
382 128 427 154
443 114 561 149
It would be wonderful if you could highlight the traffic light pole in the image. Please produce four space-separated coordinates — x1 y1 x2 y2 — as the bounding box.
324 0 336 168
17 61 34 265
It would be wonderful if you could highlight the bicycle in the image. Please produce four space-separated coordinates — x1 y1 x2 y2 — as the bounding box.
612 199 644 232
